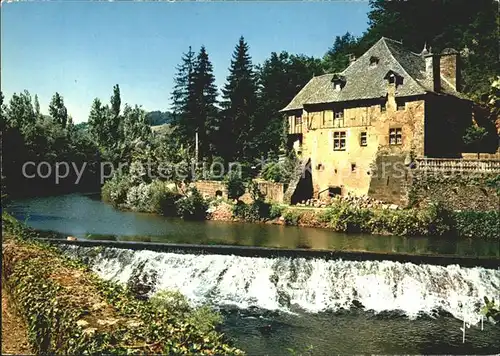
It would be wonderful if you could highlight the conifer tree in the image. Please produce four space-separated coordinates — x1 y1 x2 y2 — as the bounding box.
48 92 68 128
34 94 41 120
170 46 197 147
192 46 219 160
220 36 258 162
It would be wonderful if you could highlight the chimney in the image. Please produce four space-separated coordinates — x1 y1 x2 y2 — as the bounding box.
424 51 441 92
439 48 460 91
348 54 356 65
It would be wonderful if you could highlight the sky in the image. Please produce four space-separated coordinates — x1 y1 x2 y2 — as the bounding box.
1 1 370 123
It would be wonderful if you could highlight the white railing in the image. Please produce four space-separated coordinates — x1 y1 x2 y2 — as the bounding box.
415 158 500 172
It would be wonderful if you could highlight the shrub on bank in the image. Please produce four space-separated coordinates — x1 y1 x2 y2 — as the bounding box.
453 210 500 239
318 203 373 233
282 209 302 226
126 182 154 212
176 187 209 220
2 213 243 355
225 171 246 200
269 204 285 220
101 173 131 208
149 181 182 216
232 199 271 222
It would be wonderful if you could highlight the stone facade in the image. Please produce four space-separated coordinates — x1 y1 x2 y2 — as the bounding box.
192 180 286 204
288 93 425 198
407 171 499 212
283 38 476 203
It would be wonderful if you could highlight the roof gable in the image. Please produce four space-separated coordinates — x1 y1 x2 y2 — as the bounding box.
281 37 463 112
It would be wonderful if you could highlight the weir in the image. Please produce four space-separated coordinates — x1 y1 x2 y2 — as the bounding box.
43 238 500 269
51 240 500 326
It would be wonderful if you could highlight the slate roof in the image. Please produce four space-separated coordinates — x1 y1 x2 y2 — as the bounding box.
281 37 465 112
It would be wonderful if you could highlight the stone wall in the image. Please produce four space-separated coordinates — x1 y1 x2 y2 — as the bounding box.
192 181 227 199
367 155 500 210
462 152 500 160
192 180 285 204
408 171 499 211
367 154 412 206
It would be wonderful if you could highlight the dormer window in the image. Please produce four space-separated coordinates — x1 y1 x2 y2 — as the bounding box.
384 70 404 87
331 74 346 91
369 56 379 67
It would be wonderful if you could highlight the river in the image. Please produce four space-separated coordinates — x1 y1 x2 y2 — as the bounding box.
4 193 500 354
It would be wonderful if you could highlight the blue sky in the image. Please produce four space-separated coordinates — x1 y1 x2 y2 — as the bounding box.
1 1 370 123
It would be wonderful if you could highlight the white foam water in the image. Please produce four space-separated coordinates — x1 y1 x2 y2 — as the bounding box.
61 245 500 325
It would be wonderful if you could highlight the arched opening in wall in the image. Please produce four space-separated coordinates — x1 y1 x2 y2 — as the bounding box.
215 190 223 198
328 186 341 197
291 159 313 204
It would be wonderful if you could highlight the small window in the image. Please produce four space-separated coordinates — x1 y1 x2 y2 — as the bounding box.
335 110 344 119
381 101 387 112
389 128 402 145
295 116 302 125
396 100 405 111
351 163 357 172
388 74 396 85
316 163 323 171
360 132 367 147
369 56 379 67
333 131 346 151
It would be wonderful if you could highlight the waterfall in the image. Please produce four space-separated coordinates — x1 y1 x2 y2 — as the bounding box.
59 245 499 325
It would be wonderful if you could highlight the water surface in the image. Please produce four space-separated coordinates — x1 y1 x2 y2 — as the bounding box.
5 193 499 257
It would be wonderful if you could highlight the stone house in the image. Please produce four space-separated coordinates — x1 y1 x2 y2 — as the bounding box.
281 37 472 203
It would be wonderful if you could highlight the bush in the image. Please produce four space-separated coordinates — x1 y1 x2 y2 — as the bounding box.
176 187 208 220
319 203 373 233
126 182 153 212
101 173 131 208
261 162 284 183
453 210 500 239
269 204 285 220
225 171 246 200
150 181 182 216
150 290 223 334
232 200 270 222
282 209 302 226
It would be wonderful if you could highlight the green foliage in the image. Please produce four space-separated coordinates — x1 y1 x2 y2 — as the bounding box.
481 296 500 323
48 92 69 128
101 173 131 208
2 214 243 355
218 36 259 162
255 52 324 156
225 171 247 200
463 125 488 151
149 181 182 216
485 174 500 195
2 90 100 198
452 210 500 239
175 187 208 220
261 161 285 183
320 203 374 233
269 204 285 220
232 200 271 222
323 32 360 73
282 209 302 226
287 344 315 356
149 290 223 334
145 110 173 126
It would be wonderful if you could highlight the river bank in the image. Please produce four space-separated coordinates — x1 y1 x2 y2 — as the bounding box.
1 213 243 355
210 198 500 240
1 287 32 355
